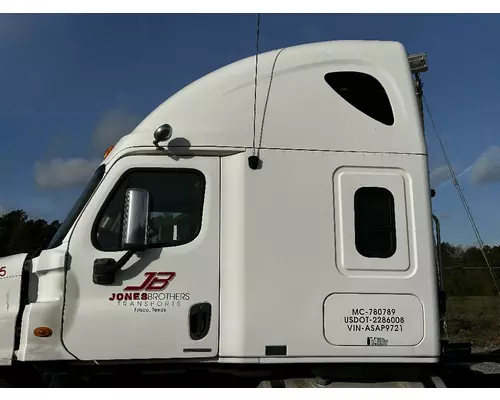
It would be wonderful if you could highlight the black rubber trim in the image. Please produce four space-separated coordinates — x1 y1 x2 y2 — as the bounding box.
12 259 31 356
183 348 212 353
265 345 287 356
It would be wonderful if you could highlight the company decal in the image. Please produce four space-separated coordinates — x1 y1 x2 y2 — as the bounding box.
367 336 388 346
109 272 190 313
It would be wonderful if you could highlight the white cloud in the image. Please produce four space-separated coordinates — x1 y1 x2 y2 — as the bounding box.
430 165 451 188
470 146 500 186
32 109 140 190
35 158 100 189
92 109 141 151
429 163 474 189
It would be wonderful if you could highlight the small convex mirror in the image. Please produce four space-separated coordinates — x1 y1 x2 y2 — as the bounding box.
121 188 150 251
153 124 173 149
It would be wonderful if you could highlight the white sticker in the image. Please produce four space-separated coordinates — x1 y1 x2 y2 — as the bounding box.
323 294 424 346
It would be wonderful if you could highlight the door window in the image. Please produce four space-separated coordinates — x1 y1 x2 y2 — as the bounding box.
92 169 205 251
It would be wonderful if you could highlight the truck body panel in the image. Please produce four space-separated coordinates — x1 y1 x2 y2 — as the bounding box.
61 155 221 361
17 246 74 361
219 150 438 360
104 40 425 161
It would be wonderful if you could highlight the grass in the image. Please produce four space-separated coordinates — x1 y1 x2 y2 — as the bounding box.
444 296 500 351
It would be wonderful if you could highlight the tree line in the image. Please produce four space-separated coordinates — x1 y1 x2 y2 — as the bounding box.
0 210 60 259
1 209 499 296
440 242 500 296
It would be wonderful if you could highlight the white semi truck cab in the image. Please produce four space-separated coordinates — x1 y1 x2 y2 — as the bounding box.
0 40 445 386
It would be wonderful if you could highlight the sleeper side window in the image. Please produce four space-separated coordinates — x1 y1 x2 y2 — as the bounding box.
93 169 205 252
354 187 396 258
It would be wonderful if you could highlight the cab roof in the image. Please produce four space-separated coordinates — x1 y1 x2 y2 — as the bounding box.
111 40 426 156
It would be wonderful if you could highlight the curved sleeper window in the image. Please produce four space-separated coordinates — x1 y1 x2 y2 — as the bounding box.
324 71 394 126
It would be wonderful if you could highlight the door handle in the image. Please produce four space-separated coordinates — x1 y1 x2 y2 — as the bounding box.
189 302 212 340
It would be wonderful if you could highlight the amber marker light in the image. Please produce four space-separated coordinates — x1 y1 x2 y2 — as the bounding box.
103 145 114 160
34 327 53 338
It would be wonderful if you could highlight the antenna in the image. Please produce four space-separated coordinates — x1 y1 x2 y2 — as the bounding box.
248 13 261 170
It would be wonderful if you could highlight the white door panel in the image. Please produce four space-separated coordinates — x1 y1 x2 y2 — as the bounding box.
62 155 220 361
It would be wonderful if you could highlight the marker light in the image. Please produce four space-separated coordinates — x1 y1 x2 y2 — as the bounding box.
408 52 428 74
34 327 53 338
103 145 114 160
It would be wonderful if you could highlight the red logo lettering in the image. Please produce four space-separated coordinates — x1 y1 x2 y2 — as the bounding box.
0 267 6 278
124 272 176 291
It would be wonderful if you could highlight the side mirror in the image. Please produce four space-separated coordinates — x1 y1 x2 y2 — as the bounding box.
122 188 150 251
92 188 150 285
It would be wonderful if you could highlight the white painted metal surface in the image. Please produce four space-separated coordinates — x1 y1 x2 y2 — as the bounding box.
103 40 425 167
17 245 75 361
334 167 411 275
218 150 438 361
61 155 220 360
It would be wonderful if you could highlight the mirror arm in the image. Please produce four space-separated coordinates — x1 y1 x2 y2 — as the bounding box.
114 249 136 271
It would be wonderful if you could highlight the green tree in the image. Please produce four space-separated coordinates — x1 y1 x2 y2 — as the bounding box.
0 210 60 258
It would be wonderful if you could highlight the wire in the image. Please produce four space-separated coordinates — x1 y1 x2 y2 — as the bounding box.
250 14 285 158
252 13 261 156
424 95 500 296
257 48 286 155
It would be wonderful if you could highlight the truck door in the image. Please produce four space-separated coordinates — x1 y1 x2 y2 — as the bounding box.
62 155 220 361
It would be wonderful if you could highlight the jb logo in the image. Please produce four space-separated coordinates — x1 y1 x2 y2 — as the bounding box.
124 272 176 291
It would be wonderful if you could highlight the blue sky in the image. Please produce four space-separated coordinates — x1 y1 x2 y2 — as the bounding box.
0 13 499 246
